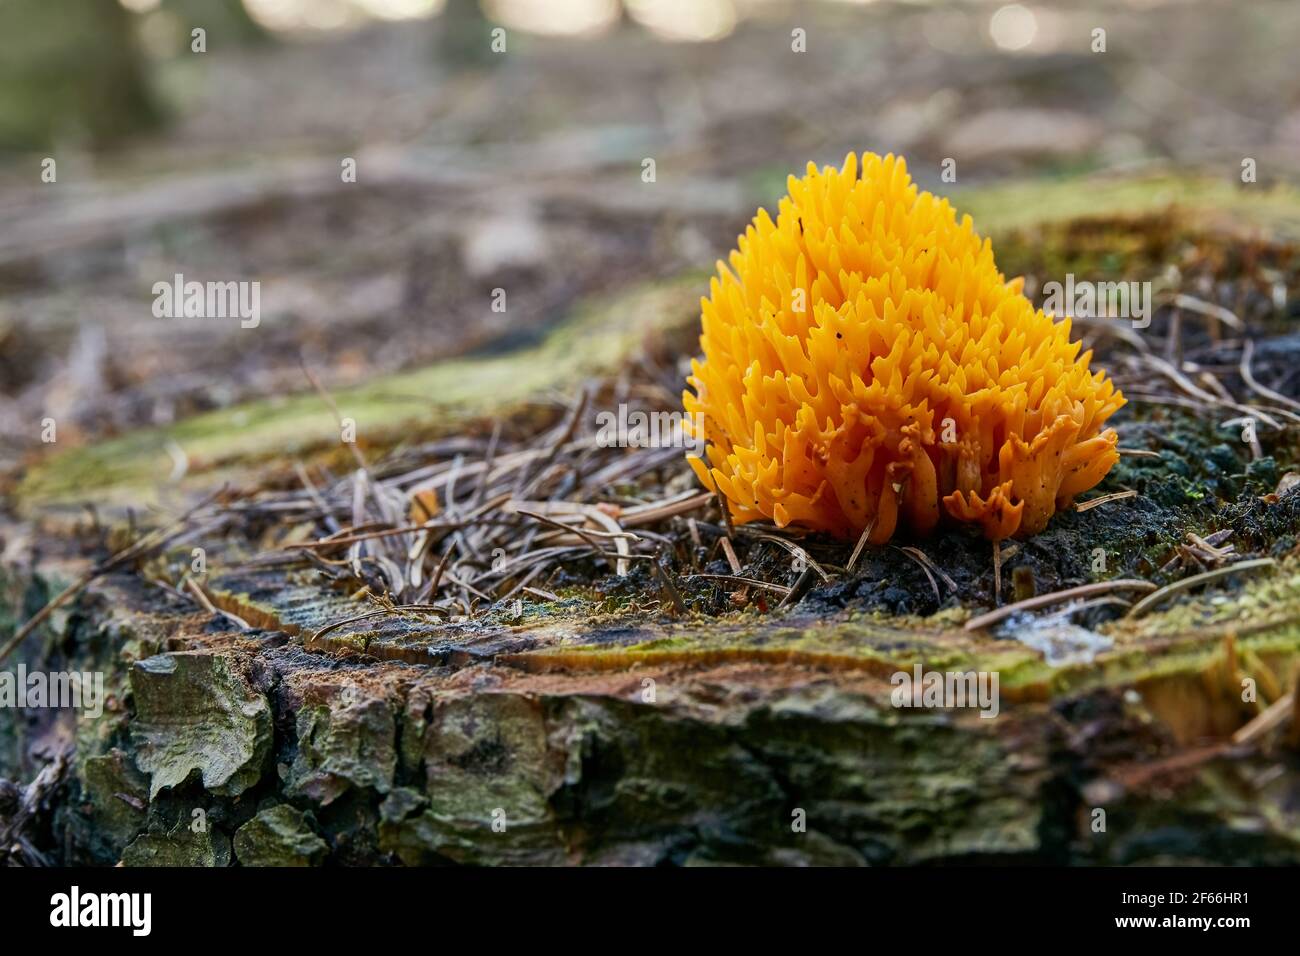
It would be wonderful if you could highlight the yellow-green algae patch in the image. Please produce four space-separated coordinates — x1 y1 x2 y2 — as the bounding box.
15 276 703 516
508 559 1300 709
953 172 1300 239
19 172 1300 519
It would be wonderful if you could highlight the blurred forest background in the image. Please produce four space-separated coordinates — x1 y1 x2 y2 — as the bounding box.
1 0 1298 476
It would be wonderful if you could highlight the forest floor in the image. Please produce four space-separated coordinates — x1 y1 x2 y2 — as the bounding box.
3 3 1300 865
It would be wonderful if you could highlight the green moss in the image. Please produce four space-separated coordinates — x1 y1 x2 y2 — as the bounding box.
76 750 150 862
521 560 1300 707
953 174 1300 239
121 829 232 867
15 277 703 514
20 171 1300 520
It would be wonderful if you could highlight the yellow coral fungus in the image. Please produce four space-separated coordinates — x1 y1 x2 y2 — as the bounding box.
682 151 1125 542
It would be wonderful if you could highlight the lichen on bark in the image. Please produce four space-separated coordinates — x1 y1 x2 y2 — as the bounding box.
129 652 272 799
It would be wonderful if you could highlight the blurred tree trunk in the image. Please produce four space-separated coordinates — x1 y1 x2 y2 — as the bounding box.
162 0 270 47
435 0 498 70
0 0 161 151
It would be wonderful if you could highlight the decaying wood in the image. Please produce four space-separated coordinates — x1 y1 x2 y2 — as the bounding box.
5 192 1300 868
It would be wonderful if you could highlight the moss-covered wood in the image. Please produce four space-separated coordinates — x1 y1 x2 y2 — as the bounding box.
4 175 1300 866
3 549 1297 866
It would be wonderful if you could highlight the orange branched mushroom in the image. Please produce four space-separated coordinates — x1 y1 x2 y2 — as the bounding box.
682 151 1125 542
